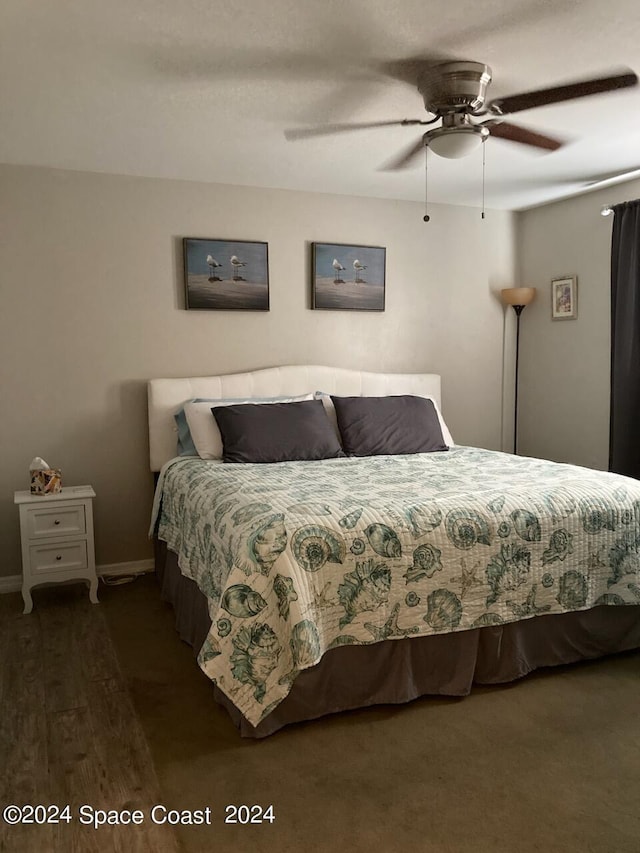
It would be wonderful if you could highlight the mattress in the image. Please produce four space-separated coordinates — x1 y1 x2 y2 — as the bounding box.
155 540 640 737
151 445 640 731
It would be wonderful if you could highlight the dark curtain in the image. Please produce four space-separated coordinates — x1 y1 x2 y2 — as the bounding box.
610 199 640 478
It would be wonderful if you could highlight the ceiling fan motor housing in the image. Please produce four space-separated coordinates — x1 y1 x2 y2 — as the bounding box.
418 61 493 114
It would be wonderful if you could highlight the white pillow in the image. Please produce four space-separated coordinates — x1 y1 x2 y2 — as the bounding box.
313 392 341 442
314 391 455 447
185 395 314 459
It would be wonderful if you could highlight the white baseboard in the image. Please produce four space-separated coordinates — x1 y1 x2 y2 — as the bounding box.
0 575 22 594
0 559 155 594
98 559 155 578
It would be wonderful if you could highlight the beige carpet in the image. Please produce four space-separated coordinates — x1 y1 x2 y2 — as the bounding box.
101 574 640 853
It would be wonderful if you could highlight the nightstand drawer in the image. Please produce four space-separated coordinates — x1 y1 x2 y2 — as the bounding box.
29 541 88 575
27 505 86 539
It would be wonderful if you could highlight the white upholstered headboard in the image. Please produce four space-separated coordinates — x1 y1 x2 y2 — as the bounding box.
147 365 442 471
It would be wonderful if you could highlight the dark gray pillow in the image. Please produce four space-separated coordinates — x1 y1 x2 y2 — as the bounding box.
212 399 345 463
330 395 448 456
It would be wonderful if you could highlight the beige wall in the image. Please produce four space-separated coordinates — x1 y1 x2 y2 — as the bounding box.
517 178 640 470
0 164 516 578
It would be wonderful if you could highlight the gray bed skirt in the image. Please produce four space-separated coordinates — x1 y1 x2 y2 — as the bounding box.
155 540 640 737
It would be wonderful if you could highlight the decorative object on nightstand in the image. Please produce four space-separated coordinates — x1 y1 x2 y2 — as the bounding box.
501 287 536 455
29 455 62 495
14 485 98 614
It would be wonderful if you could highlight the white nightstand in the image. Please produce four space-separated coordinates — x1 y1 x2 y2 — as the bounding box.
14 485 98 614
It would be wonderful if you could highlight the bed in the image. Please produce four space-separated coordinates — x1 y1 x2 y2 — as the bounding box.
148 365 640 737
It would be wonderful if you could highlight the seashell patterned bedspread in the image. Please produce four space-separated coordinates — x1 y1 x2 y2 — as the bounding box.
152 447 640 726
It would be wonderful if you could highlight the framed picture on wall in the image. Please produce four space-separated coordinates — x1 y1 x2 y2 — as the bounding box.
551 275 577 320
183 238 269 311
312 242 386 311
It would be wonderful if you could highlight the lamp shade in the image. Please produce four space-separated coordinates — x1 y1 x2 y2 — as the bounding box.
501 287 536 307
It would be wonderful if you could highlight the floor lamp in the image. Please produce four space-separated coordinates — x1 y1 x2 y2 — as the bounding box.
501 287 536 454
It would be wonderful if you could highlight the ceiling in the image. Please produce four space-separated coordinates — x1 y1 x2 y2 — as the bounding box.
2 0 640 210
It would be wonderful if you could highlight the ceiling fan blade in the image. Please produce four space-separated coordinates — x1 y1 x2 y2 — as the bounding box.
285 119 424 141
484 120 563 151
296 81 381 125
489 69 638 115
378 137 426 171
149 47 364 84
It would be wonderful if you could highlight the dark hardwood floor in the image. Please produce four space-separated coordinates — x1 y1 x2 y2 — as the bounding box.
3 575 640 853
0 583 181 853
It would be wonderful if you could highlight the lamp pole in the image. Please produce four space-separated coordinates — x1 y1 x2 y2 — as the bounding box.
511 304 525 455
501 287 536 456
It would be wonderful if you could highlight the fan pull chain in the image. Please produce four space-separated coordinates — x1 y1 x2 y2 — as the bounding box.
423 144 430 222
481 139 486 219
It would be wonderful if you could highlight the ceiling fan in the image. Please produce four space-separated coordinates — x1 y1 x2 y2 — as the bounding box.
285 61 638 168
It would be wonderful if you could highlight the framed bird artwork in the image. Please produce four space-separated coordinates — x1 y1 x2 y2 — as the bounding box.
183 238 269 310
311 242 385 311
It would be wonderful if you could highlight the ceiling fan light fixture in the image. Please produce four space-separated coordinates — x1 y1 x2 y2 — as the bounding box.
426 124 489 159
